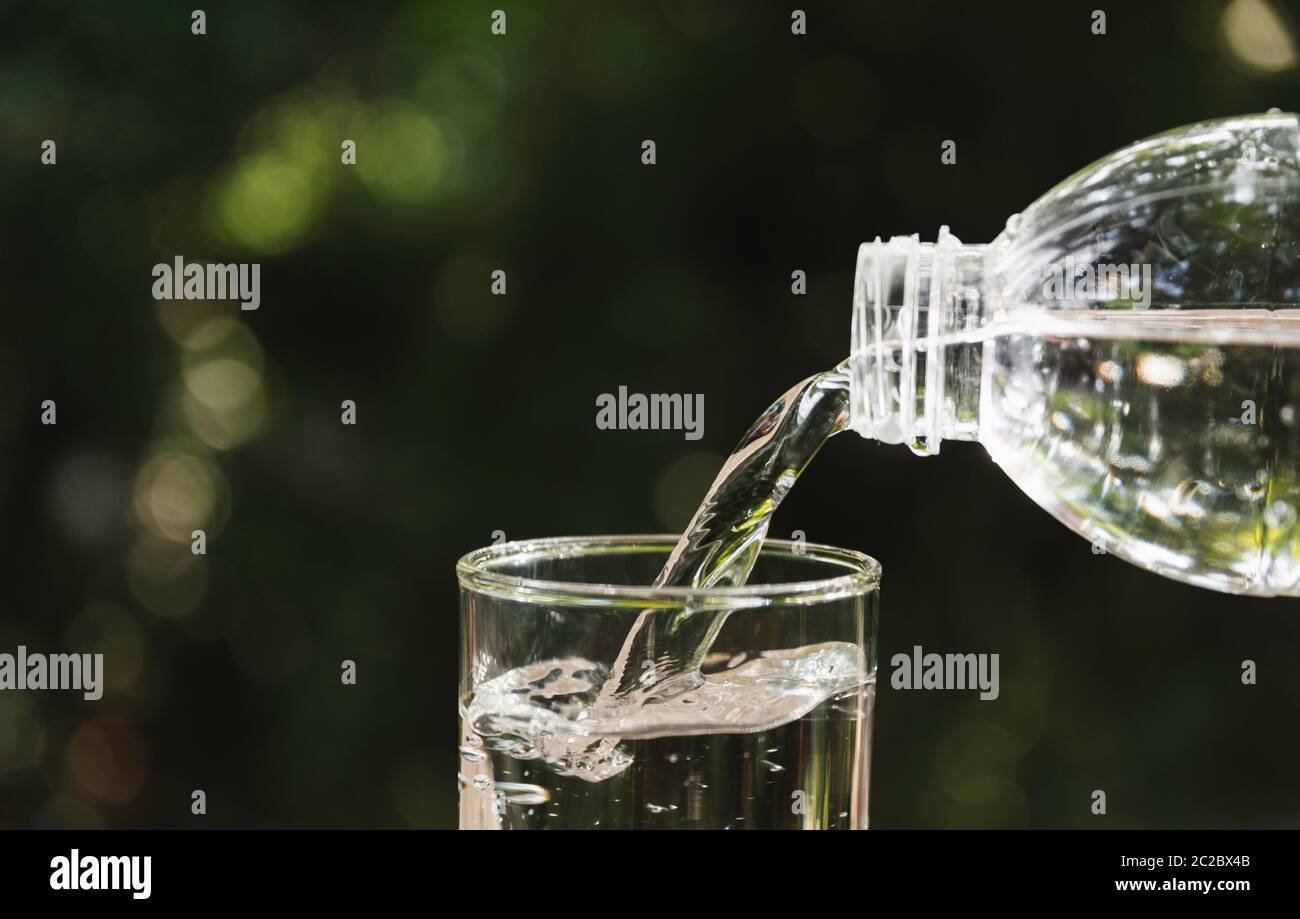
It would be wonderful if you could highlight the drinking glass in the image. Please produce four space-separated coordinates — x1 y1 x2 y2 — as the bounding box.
458 535 880 829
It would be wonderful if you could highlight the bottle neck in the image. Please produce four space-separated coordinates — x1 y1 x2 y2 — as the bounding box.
848 228 990 455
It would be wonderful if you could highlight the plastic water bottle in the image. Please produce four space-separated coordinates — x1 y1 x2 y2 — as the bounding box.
849 111 1300 596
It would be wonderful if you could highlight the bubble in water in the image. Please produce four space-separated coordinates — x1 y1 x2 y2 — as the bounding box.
645 802 678 814
761 760 786 773
495 782 550 806
472 774 491 791
1265 500 1297 530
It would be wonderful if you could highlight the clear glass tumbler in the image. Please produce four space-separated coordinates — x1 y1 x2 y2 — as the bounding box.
457 535 880 830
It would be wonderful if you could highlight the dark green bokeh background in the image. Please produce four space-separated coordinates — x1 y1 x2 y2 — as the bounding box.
2 0 1299 828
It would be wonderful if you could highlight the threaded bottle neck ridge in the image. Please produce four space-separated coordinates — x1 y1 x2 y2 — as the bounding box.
849 227 989 455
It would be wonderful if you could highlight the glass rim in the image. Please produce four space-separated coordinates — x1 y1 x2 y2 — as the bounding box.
456 534 881 607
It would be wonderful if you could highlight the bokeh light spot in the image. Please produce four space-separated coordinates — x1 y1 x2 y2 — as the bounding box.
67 718 150 806
127 538 209 620
216 153 316 253
132 449 226 543
357 101 448 203
1223 0 1298 71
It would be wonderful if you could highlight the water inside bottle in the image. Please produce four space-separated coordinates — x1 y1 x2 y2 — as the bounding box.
981 306 1300 596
